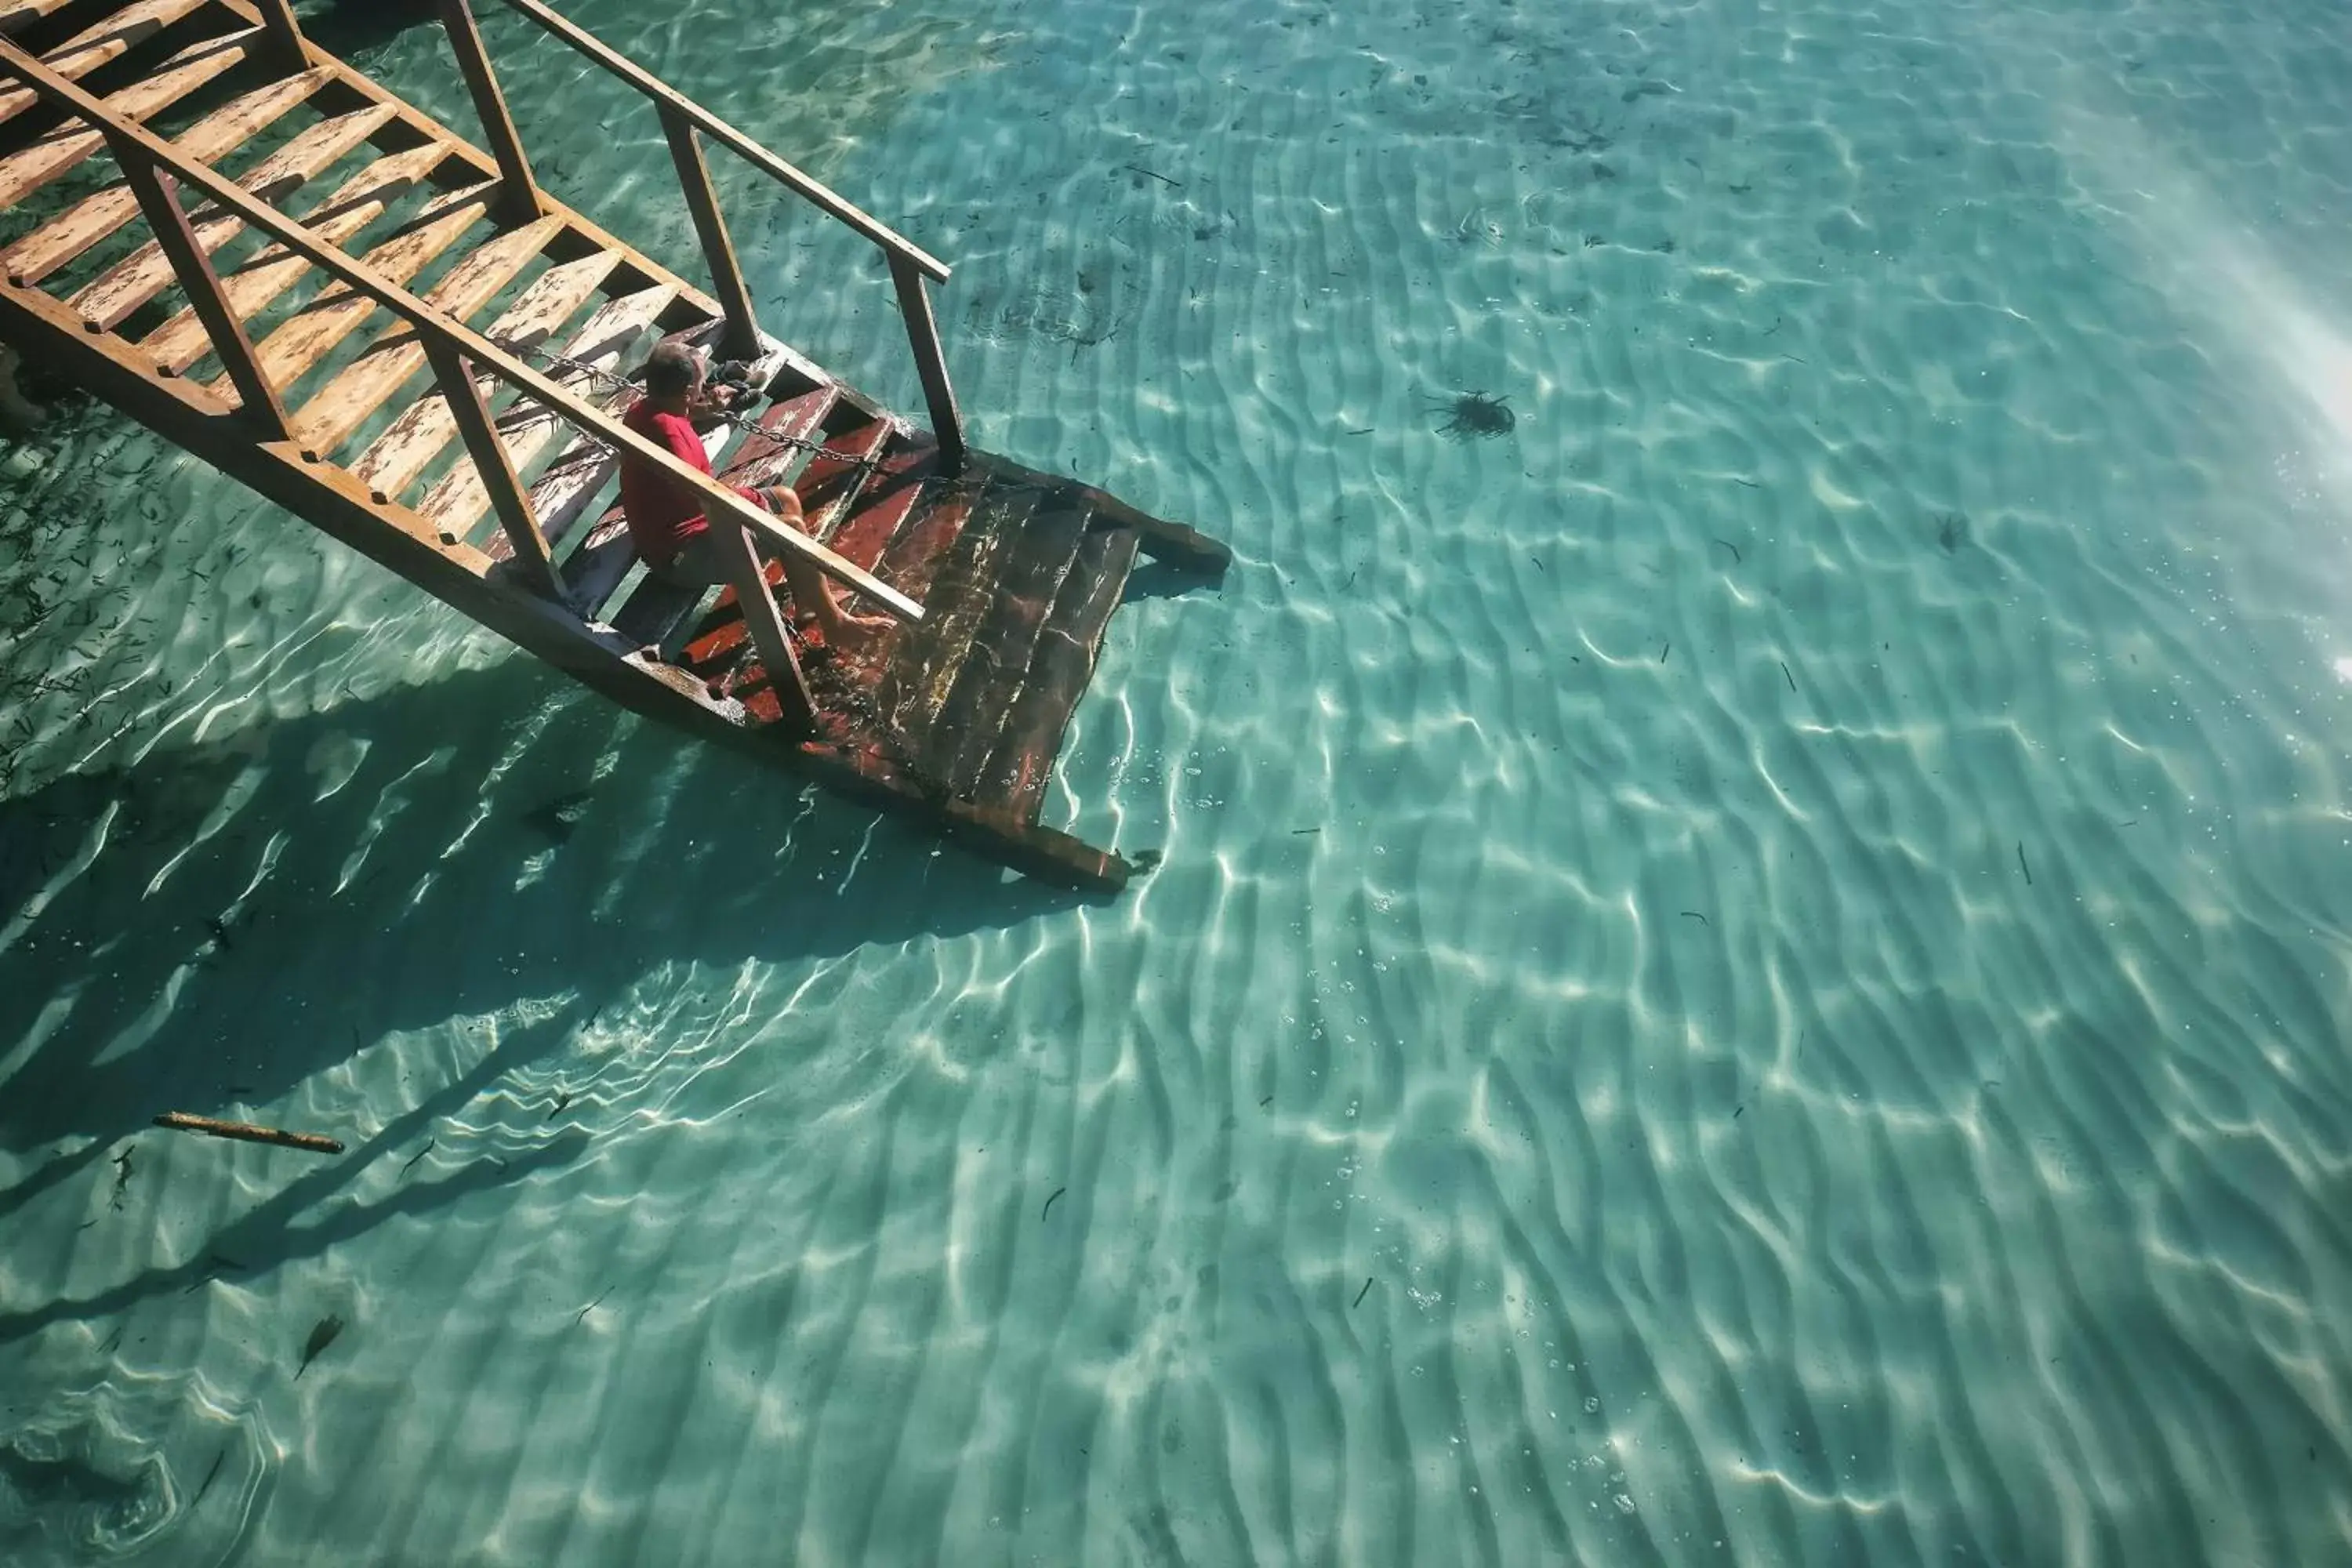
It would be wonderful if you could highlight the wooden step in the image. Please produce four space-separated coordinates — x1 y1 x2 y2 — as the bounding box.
352 278 668 507
795 416 893 542
64 103 396 324
822 435 938 576
0 29 253 207
207 179 494 395
282 212 566 457
296 244 613 464
928 491 1094 795
138 140 446 371
877 481 1040 747
972 518 1142 817
2 65 338 287
0 0 213 130
873 460 989 606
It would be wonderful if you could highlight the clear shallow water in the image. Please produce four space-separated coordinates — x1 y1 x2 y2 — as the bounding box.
5 0 2352 1562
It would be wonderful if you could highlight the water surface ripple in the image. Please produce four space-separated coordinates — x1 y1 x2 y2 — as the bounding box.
4 0 2352 1563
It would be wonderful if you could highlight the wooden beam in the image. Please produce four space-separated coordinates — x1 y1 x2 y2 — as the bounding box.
709 518 816 733
889 253 965 470
492 0 949 282
437 0 541 224
659 103 757 360
252 0 306 71
424 337 563 600
109 146 287 438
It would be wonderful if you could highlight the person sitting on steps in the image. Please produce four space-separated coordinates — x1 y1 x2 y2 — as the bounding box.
616 340 890 653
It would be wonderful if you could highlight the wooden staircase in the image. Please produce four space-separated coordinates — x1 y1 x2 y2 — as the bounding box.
0 0 1225 892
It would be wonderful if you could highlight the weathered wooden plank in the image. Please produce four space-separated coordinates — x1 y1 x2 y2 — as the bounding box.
677 411 924 670
0 0 212 129
287 212 565 458
978 520 1141 818
557 507 636 613
826 436 936 575
929 491 1093 795
782 726 1129 891
877 481 1036 744
873 459 987 604
44 102 394 307
0 31 251 206
137 142 447 370
710 383 835 487
113 153 288 434
350 274 662 506
605 560 704 652
796 416 891 542
2 65 333 287
212 180 493 394
437 0 539 223
788 454 976 694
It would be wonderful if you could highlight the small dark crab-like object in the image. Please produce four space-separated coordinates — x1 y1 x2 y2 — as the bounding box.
1428 390 1515 441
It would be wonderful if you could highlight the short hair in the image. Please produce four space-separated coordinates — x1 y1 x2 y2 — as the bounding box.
641 340 703 397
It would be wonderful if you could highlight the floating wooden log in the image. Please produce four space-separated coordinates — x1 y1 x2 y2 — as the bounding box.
153 1112 345 1155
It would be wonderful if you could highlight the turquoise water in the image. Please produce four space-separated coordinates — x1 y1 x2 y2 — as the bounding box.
5 0 2352 1561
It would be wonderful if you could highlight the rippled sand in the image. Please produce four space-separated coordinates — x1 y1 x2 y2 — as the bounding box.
5 0 2352 1563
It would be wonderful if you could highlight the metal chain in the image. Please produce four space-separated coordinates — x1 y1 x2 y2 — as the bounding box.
485 336 887 476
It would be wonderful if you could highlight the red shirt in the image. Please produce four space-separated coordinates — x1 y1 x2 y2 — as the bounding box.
619 401 760 567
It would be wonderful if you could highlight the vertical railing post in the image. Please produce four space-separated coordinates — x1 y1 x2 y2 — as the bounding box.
888 253 964 471
252 0 307 71
711 523 817 732
437 0 543 226
423 339 565 600
109 137 288 440
659 103 759 361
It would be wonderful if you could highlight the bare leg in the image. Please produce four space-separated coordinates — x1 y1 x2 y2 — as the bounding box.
762 487 892 647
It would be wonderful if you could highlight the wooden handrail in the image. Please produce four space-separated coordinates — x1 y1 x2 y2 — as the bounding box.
0 34 921 626
491 0 948 284
474 0 967 468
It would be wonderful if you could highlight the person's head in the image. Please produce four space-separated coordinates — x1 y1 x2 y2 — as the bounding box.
641 340 704 407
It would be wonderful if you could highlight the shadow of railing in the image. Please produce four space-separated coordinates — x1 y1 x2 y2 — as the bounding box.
0 657 1086 1163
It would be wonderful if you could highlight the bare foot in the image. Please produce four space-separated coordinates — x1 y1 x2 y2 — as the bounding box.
815 610 894 652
